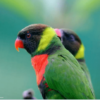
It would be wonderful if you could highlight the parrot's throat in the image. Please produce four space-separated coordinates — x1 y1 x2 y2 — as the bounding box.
31 54 49 85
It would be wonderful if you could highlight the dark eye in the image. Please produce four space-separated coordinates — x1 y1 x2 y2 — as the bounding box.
69 35 75 41
27 33 31 38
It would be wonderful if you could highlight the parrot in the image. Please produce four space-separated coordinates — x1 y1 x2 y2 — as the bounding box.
15 24 95 99
54 28 95 97
23 89 36 99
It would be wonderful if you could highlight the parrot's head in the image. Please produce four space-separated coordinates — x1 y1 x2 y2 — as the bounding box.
54 29 85 59
15 24 58 55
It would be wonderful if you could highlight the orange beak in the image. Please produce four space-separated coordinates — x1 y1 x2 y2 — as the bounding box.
54 29 61 37
15 38 24 52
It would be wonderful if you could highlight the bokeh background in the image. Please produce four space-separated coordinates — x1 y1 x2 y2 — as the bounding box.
0 0 100 99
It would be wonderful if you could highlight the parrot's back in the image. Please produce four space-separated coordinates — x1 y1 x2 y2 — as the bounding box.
44 49 95 99
79 61 95 97
54 28 95 98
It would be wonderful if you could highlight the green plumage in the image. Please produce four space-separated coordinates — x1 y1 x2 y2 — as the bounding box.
43 35 94 99
79 61 95 97
55 29 95 98
16 24 95 99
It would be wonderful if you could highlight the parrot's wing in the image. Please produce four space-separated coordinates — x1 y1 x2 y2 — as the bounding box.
44 54 94 99
79 62 95 97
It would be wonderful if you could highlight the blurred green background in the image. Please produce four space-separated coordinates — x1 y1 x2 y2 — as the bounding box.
0 0 100 99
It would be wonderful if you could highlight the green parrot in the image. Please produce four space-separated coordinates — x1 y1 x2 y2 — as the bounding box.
54 28 95 97
15 24 95 99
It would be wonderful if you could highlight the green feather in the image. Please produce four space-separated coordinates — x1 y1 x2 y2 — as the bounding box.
43 36 94 99
79 61 95 97
17 25 95 99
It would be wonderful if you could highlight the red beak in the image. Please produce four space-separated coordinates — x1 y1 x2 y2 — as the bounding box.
15 38 24 52
54 29 61 37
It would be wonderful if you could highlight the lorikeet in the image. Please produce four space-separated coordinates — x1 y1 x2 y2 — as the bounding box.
54 29 95 97
15 24 95 99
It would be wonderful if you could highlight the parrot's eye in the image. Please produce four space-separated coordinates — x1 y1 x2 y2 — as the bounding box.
27 33 31 38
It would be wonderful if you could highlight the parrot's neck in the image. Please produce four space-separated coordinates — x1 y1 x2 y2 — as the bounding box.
31 35 64 57
75 44 85 61
31 36 65 85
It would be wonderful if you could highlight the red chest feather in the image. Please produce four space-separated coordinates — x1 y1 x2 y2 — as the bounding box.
31 54 48 85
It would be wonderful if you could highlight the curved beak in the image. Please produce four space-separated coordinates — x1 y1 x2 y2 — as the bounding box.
15 38 24 52
54 29 62 37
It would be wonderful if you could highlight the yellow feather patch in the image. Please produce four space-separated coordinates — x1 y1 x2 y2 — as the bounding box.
37 27 56 51
75 44 85 59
